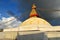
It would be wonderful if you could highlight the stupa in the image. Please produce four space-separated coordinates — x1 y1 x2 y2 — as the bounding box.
4 4 51 31
19 4 51 31
3 4 60 40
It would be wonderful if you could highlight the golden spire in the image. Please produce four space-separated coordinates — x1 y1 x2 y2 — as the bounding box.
30 4 39 17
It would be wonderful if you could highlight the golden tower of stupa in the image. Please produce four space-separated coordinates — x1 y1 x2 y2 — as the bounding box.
20 4 51 26
30 4 39 17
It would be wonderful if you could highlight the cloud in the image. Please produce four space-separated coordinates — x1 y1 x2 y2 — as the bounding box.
6 18 21 28
0 21 6 29
0 17 21 29
9 19 21 28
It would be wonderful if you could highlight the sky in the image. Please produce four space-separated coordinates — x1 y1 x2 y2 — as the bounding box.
0 0 19 19
0 0 22 29
0 0 60 26
0 0 33 21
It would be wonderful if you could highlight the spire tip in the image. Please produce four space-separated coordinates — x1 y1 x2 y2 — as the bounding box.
30 4 39 17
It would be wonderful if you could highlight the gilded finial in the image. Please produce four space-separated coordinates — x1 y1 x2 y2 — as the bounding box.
30 4 39 17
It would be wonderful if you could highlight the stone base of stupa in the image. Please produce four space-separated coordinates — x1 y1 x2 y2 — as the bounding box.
0 26 59 40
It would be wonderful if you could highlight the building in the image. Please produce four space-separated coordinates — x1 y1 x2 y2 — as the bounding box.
1 4 60 40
